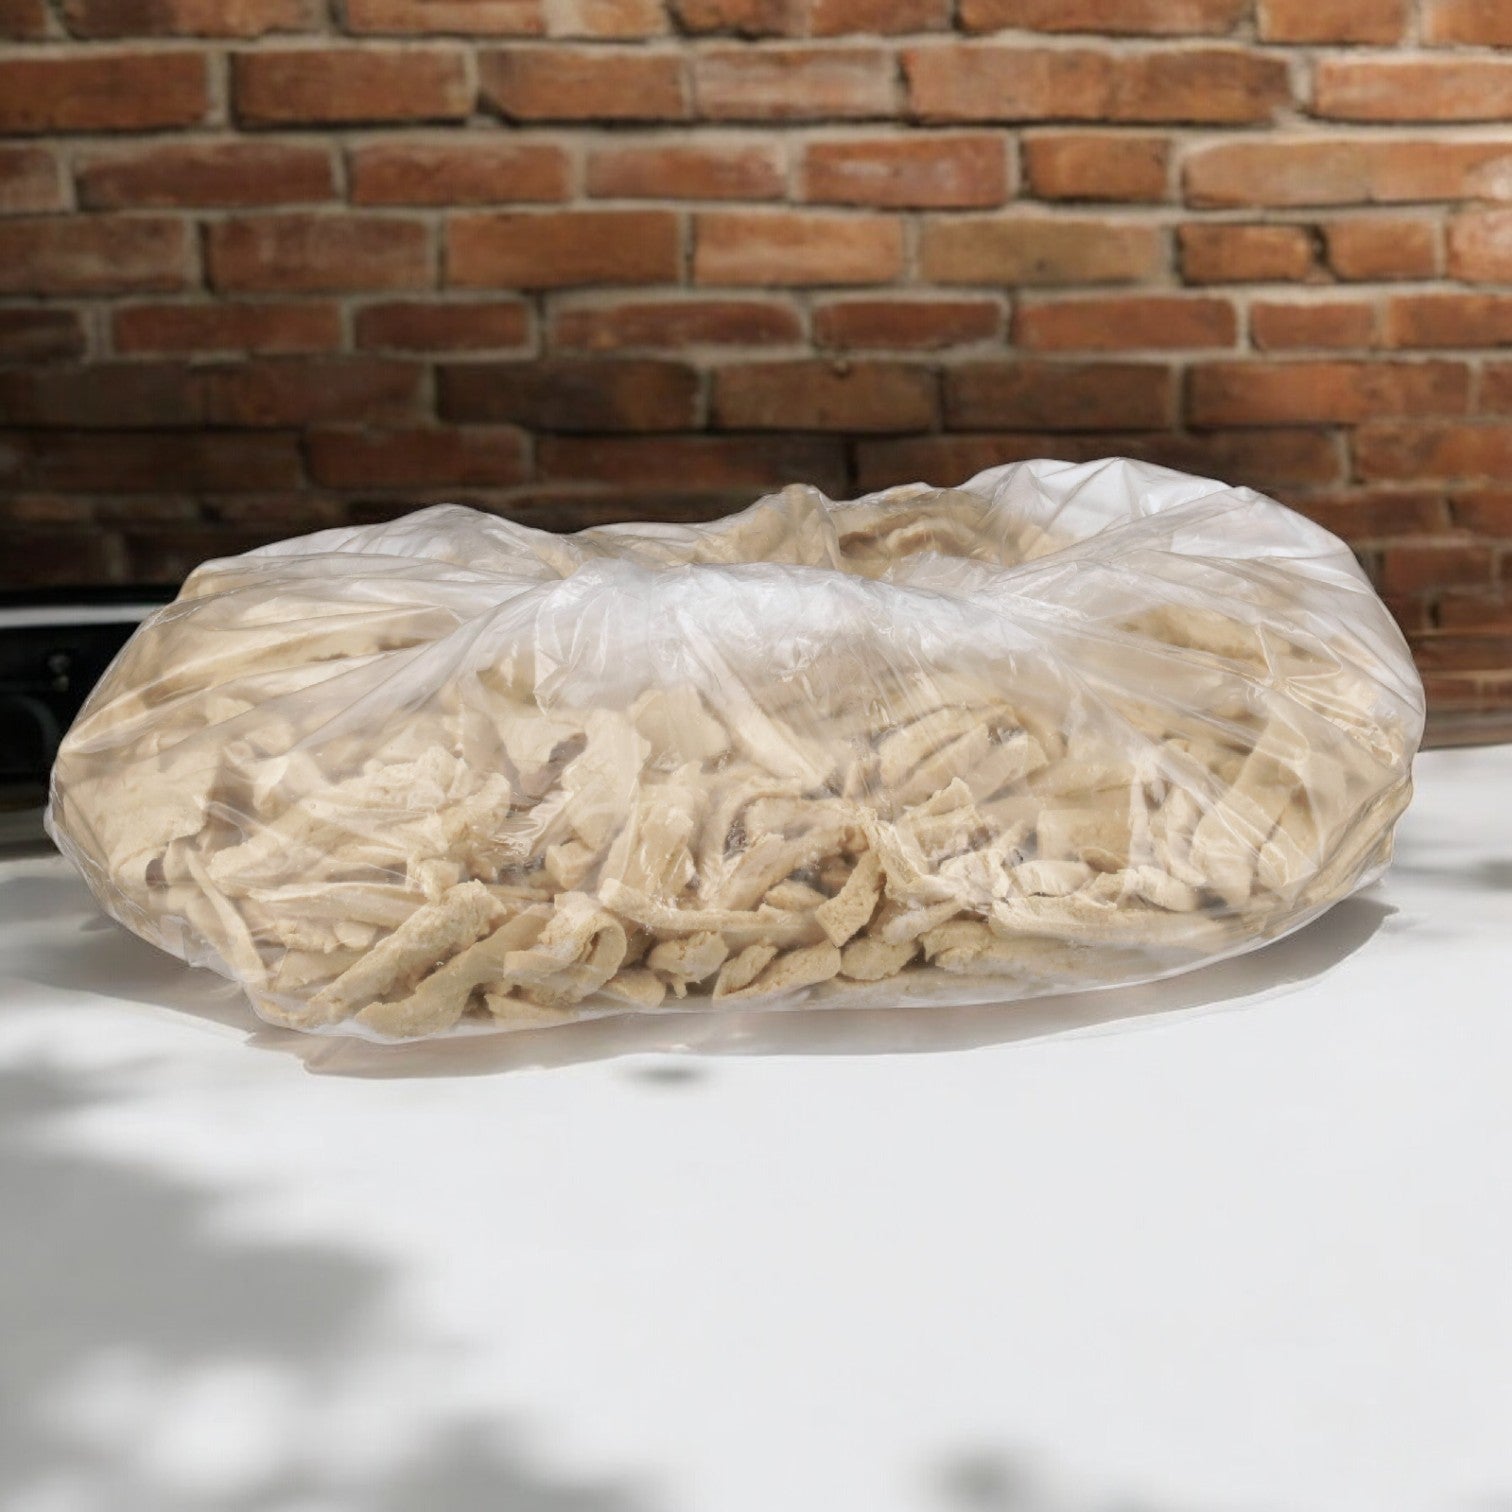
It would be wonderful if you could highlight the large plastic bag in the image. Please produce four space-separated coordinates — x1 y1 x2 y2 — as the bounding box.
47 458 1424 1042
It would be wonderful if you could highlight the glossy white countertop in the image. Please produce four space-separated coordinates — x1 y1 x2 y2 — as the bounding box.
1 744 1508 1512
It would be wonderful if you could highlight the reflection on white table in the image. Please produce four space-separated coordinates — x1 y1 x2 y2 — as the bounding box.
1 745 1508 1512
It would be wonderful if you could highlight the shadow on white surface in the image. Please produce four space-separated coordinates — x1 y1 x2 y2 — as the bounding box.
1 861 1392 1081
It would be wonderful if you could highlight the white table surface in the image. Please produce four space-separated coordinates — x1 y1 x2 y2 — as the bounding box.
1 744 1508 1512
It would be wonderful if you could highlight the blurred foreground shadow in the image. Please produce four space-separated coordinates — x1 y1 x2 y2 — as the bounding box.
2 859 1391 1082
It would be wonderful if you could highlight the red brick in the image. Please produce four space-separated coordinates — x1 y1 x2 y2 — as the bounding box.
0 52 207 132
0 363 197 427
307 427 529 488
1315 60 1512 122
0 528 123 588
449 211 680 289
712 360 937 432
1180 224 1318 284
1023 134 1168 202
551 298 802 351
208 215 431 293
959 0 1244 30
1439 586 1512 628
124 528 297 583
695 47 895 121
17 431 303 491
0 309 87 364
1451 494 1512 535
1251 300 1376 351
1448 211 1512 284
1356 423 1512 482
0 217 191 294
1424 0 1512 44
670 0 802 34
906 47 1287 125
439 360 700 430
801 135 1009 209
921 215 1163 286
356 300 532 352
0 146 62 214
856 428 1343 493
343 0 544 33
1411 630 1512 674
481 48 685 122
695 210 902 286
1379 542 1494 594
1258 0 1405 42
114 302 343 356
350 141 569 205
77 142 335 209
945 362 1174 431
1291 490 1448 539
1476 363 1512 415
0 0 50 36
539 434 847 493
814 297 1001 350
586 142 785 201
63 0 320 35
1189 361 1469 427
1184 138 1512 209
1014 295 1236 352
810 0 949 32
203 359 425 426
547 0 667 37
1325 219 1438 282
233 48 471 127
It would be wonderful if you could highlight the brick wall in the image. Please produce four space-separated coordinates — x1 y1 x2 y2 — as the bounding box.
1 0 1510 719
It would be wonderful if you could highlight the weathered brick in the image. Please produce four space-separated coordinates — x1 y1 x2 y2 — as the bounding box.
199 358 425 426
0 309 87 364
1475 362 1512 415
945 362 1174 431
1180 223 1318 283
481 47 686 121
801 135 1009 209
813 297 1001 350
356 300 532 351
64 0 320 35
906 47 1287 125
1292 490 1448 539
0 216 191 294
0 52 207 132
1184 138 1512 209
0 146 62 214
857 427 1343 493
114 302 343 355
811 0 949 32
546 0 667 37
959 0 1245 31
1380 541 1494 594
539 433 847 493
307 427 529 487
0 0 50 37
1390 295 1512 350
439 360 700 430
0 527 122 588
344 0 544 33
1315 60 1512 122
921 215 1163 286
695 47 895 121
1451 494 1512 535
1448 211 1512 284
1251 299 1376 351
0 363 198 427
1356 422 1512 482
1258 0 1405 42
1424 0 1512 44
1439 585 1512 627
449 211 680 288
1023 134 1168 202
1191 361 1469 427
123 527 296 582
1411 630 1512 674
233 47 471 126
209 215 431 293
695 210 902 286
670 0 803 35
17 431 303 491
712 360 937 432
586 142 785 201
1014 295 1236 352
1325 219 1438 282
350 141 569 205
78 142 336 209
551 298 801 351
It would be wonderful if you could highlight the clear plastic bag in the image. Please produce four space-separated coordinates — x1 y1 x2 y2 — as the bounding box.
47 458 1424 1042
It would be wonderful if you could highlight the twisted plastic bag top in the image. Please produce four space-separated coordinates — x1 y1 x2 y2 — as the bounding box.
47 457 1424 1041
